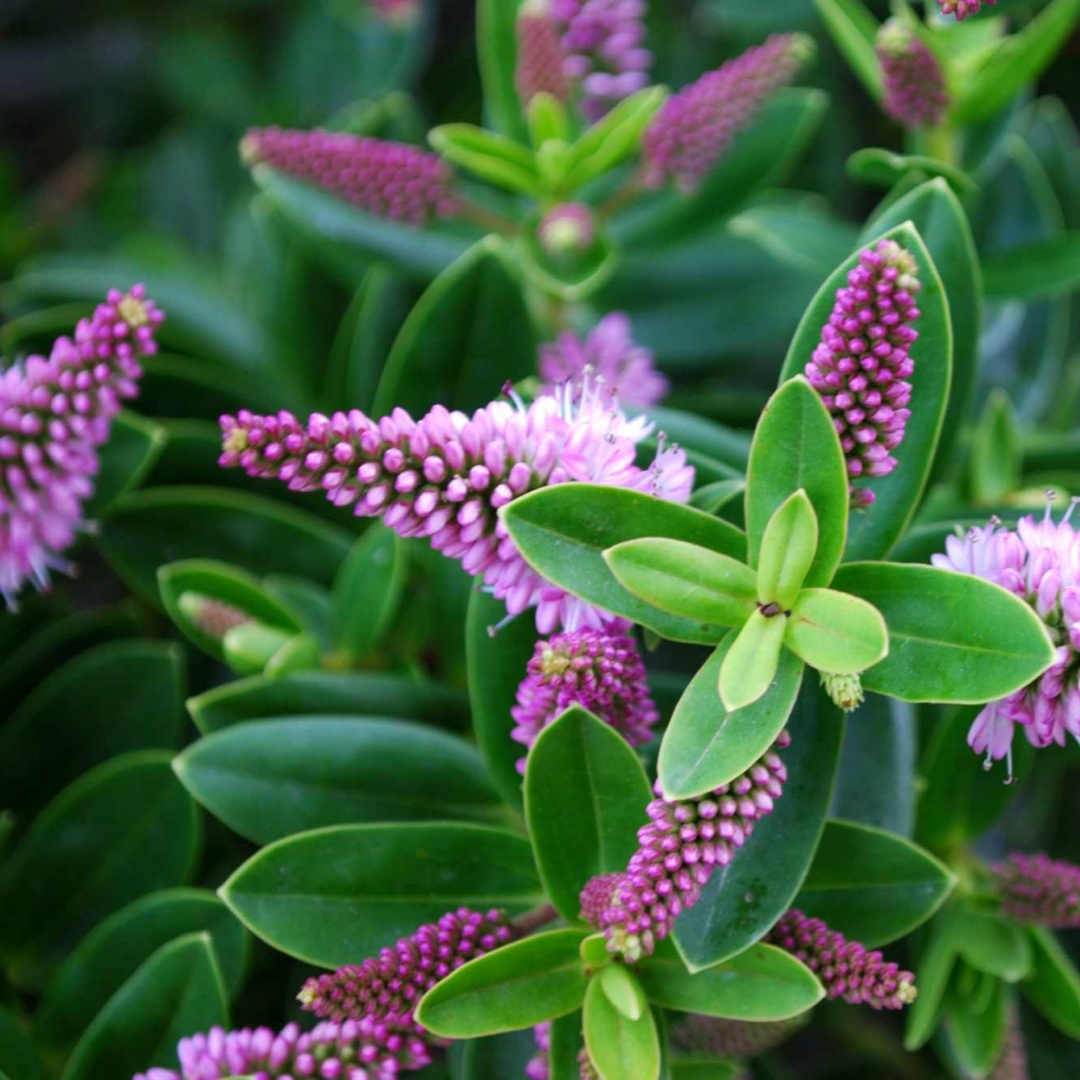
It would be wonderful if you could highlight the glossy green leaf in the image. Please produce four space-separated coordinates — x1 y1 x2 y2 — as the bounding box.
417 929 589 1037
599 964 646 1021
617 89 826 250
176 717 503 844
690 480 745 515
98 486 352 605
0 752 200 990
583 977 660 1080
942 973 1008 1079
36 889 249 1054
0 1005 49 1080
0 640 185 821
861 179 980 490
847 148 978 199
476 0 528 143
449 1029 541 1080
221 621 295 676
662 632 792 798
782 222 951 559
792 821 953 947
467 588 539 811
1019 96 1080 230
187 669 469 735
905 905 965 1051
672 684 845 970
88 411 165 517
745 377 847 588
784 588 888 675
502 484 747 644
374 237 536 417
718 610 787 713
62 934 228 1080
959 910 1033 984
159 559 302 661
1022 927 1080 1039
757 491 819 609
970 390 1021 504
331 528 407 662
955 0 1080 124
813 0 882 101
982 232 1080 301
430 124 539 194
603 539 757 631
832 563 1055 703
220 823 542 968
638 941 823 1020
525 707 652 923
253 166 475 282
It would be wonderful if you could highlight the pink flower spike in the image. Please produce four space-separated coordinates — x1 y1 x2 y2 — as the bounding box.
992 852 1080 929
517 0 571 104
877 20 950 129
937 0 996 20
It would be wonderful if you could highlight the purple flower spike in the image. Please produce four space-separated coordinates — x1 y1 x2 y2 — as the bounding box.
551 0 653 122
766 910 917 1011
991 1008 1029 1080
299 907 514 1027
937 0 996 19
585 732 791 961
538 203 596 258
539 313 668 409
877 20 950 129
177 593 252 641
512 624 660 768
219 382 692 633
517 0 570 104
1 286 163 609
528 1022 553 1080
240 127 458 226
805 239 921 508
672 1013 804 1060
932 502 1080 778
132 1018 433 1080
992 852 1080 929
643 34 812 192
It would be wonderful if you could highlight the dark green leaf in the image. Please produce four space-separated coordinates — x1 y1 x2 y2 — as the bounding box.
176 717 504 844
792 820 953 947
672 684 844 970
62 934 228 1080
847 148 978 199
970 390 1022 504
220 823 542 968
0 1005 49 1080
812 0 882 101
331 529 407 662
638 941 823 1020
745 378 847 589
525 707 652 923
1022 927 1080 1039
942 972 1008 1079
982 232 1080 301
36 889 249 1055
0 752 200 990
832 563 1055 703
502 484 747 645
417 929 590 1037
959 910 1033 983
905 905 965 1051
88 412 165 517
583 978 660 1080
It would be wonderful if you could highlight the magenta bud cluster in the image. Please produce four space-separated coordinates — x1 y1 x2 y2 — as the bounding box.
1 285 163 609
877 20 950 129
512 622 660 769
219 383 692 633
805 239 921 508
991 852 1080 929
133 1018 432 1080
643 34 811 192
299 908 514 1027
517 1 571 104
766 910 917 1011
539 312 668 410
937 0 995 19
583 732 792 960
240 128 458 226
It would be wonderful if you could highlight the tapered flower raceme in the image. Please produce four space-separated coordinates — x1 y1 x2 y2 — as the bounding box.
877 20 950 129
512 624 659 767
937 0 995 19
177 593 253 640
766 910 917 1011
991 852 1080 928
643 34 812 192
133 1018 432 1080
585 732 791 961
219 384 693 633
1 285 163 609
538 203 596 258
804 240 921 508
299 908 514 1026
932 505 1080 777
240 128 458 226
671 1014 803 1060
990 1008 1029 1080
551 0 652 122
517 0 570 103
539 313 668 409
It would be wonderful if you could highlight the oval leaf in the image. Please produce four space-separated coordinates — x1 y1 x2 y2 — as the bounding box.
331 529 407 663
718 610 788 713
959 910 1033 984
757 490 819 609
583 977 660 1080
1022 927 1080 1039
785 588 888 675
598 964 646 1022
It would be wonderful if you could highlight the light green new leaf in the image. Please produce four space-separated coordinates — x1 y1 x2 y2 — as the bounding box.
757 490 819 609
785 588 888 675
603 539 757 630
719 610 787 712
477 0 528 143
598 964 646 1022
583 978 660 1080
429 124 539 195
